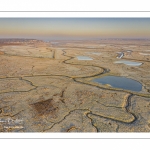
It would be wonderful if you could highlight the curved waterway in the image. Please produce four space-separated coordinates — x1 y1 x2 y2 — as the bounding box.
116 52 124 59
116 50 132 59
61 49 150 98
93 76 142 92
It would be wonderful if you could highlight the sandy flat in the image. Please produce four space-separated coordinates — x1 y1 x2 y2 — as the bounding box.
0 39 150 132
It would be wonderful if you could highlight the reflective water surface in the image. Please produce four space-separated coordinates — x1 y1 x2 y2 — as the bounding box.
77 56 93 60
114 60 142 66
93 76 142 92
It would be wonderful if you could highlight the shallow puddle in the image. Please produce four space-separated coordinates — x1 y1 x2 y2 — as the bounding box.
77 56 93 60
92 52 101 55
93 76 142 92
86 52 101 55
114 60 142 66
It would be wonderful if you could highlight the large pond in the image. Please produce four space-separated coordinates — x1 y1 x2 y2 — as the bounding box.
93 76 142 92
77 56 93 60
114 60 142 66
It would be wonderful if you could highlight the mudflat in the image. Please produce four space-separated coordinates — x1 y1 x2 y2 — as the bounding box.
0 39 150 132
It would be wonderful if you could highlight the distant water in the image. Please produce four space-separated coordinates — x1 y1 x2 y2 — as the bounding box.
139 53 150 56
125 50 132 53
87 46 95 48
129 46 137 47
77 56 93 60
50 42 59 44
92 52 101 55
116 52 124 59
114 60 142 66
93 76 142 92
99 44 106 46
86 52 101 55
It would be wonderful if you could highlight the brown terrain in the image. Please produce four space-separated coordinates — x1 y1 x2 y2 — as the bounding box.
0 39 150 132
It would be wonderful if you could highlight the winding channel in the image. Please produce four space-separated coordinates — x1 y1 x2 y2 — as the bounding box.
0 47 150 126
61 49 150 98
61 49 140 124
59 48 150 124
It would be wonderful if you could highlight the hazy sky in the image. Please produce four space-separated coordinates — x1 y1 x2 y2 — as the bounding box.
0 18 150 40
